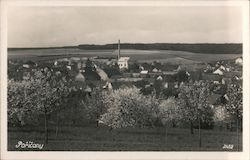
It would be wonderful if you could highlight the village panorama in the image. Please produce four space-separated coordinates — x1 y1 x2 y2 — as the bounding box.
7 41 243 151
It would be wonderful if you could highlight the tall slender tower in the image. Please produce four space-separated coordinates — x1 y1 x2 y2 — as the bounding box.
118 39 120 60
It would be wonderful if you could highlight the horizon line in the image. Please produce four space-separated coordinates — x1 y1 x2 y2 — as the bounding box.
8 42 243 49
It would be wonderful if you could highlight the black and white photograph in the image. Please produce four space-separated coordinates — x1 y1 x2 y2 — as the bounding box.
0 0 249 160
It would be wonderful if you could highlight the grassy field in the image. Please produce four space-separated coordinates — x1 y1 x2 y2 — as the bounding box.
8 49 241 64
8 126 242 151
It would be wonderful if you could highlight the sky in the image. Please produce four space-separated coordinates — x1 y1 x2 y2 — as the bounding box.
8 6 242 47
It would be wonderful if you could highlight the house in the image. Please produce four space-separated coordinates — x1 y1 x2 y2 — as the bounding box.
213 81 220 84
176 65 182 71
118 57 130 69
132 73 140 78
152 68 159 73
219 65 226 71
225 67 230 72
103 81 113 90
140 70 148 74
174 82 179 88
54 61 58 66
75 72 85 82
162 71 177 75
139 65 144 71
164 82 169 88
213 68 224 75
84 85 92 93
235 57 243 66
55 71 61 76
66 65 72 70
156 75 163 81
70 57 81 62
23 64 30 68
140 70 149 78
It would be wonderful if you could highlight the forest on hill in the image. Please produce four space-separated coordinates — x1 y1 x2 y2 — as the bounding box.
8 43 242 54
78 43 242 54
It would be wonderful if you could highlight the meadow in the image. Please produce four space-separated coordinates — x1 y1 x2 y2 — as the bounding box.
8 48 241 64
8 125 242 151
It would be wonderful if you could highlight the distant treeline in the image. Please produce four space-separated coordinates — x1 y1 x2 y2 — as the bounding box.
8 43 242 54
78 43 242 54
8 46 76 51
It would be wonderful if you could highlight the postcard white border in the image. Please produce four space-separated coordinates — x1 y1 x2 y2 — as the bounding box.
1 1 249 160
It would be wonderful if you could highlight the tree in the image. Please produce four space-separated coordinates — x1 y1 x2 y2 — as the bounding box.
175 70 189 82
8 70 70 144
104 63 121 78
80 88 106 127
177 81 212 148
158 97 180 144
84 58 101 80
224 82 242 150
8 80 41 126
213 105 230 130
224 82 242 125
129 62 140 72
99 86 159 129
85 58 95 72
